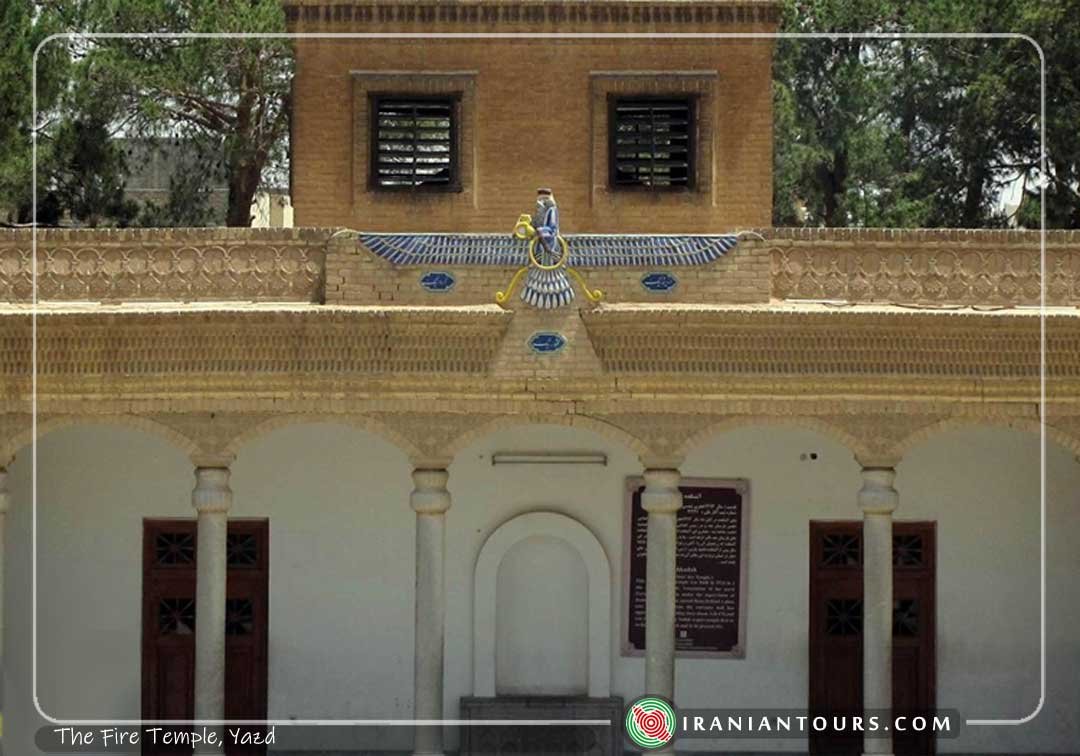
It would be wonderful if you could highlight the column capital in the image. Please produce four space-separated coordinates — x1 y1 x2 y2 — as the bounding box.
858 467 898 515
0 466 9 515
642 468 682 514
411 468 451 515
190 452 236 469
192 466 232 515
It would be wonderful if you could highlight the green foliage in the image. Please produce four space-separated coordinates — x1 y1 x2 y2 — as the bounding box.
0 0 73 223
133 136 223 227
774 0 1080 228
4 0 1075 229
1011 0 1080 228
4 0 290 227
78 0 293 226
48 116 138 227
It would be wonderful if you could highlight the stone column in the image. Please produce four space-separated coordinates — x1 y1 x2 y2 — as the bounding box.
859 467 898 756
641 468 683 714
411 469 451 756
192 467 232 753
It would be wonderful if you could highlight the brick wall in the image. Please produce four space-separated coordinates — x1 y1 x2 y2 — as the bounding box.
287 2 779 233
763 227 1080 306
0 227 329 303
323 235 772 307
5 227 1077 307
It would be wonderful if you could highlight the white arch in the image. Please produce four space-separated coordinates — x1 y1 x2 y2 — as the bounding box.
446 414 649 461
222 413 422 460
473 511 611 698
0 414 199 465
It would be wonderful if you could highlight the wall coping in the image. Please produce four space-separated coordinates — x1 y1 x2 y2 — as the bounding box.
748 227 1080 245
2 226 1074 246
283 0 782 29
3 226 1076 307
0 227 341 243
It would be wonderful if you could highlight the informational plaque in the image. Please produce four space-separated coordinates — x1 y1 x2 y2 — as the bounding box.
622 477 749 658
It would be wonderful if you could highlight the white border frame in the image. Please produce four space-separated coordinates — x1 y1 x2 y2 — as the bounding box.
29 30 1047 729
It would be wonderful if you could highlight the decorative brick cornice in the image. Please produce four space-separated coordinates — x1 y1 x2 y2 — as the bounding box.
755 227 1079 244
0 306 512 396
766 228 1080 306
5 227 1077 308
0 227 329 304
3 303 1078 409
283 1 782 29
581 304 1080 387
3 226 1079 466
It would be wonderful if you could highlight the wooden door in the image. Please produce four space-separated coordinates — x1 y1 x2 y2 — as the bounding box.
142 520 269 755
809 521 936 756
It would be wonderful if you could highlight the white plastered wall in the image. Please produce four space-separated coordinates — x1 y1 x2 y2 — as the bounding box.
3 421 1078 753
5 425 193 754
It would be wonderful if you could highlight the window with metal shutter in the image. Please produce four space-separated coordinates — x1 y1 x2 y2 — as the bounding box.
610 97 694 189
371 96 458 190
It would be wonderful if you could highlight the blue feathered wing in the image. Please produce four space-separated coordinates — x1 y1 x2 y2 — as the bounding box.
358 233 738 268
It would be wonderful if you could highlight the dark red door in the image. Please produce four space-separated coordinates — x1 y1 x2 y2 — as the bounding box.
809 521 936 756
142 519 269 755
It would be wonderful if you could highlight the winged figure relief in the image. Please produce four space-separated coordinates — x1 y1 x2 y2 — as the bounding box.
358 188 739 309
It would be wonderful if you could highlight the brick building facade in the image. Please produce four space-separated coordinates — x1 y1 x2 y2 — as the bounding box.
287 1 777 232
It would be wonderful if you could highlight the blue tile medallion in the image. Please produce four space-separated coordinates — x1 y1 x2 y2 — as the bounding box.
420 271 456 292
528 332 567 355
641 271 678 293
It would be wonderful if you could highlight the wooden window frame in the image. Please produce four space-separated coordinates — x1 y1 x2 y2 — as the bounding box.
588 71 718 211
351 71 477 214
369 93 462 194
607 95 697 192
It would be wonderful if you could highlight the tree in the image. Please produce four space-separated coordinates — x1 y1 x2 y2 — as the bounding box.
773 0 1080 229
49 116 138 226
75 0 292 227
6 0 292 227
1009 0 1080 228
0 0 73 224
772 0 904 227
133 135 223 226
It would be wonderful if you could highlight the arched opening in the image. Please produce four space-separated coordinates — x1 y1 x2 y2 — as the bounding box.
473 511 611 699
495 534 589 695
229 420 415 727
4 422 193 752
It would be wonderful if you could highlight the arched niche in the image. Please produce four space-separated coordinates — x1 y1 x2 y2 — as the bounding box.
473 511 611 698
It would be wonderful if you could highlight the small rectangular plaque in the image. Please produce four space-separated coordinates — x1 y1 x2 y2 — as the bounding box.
622 477 749 658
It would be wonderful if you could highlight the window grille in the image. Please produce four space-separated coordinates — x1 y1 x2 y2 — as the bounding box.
610 97 694 189
372 96 458 190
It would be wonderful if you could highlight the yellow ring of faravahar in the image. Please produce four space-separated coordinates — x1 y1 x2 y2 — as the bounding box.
528 235 569 271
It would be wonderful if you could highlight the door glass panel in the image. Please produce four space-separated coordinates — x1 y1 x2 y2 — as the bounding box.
893 598 919 637
155 532 195 566
158 597 196 635
822 533 861 567
227 532 259 567
893 534 924 567
825 598 863 636
226 598 256 636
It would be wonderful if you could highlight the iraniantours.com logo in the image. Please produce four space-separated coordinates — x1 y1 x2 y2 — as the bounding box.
624 696 677 750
